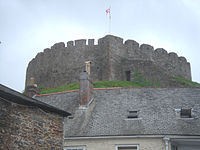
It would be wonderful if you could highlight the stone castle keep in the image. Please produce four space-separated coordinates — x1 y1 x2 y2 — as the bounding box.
25 35 191 88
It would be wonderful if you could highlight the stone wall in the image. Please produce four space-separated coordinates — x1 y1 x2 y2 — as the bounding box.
0 98 64 150
25 35 191 88
26 39 108 88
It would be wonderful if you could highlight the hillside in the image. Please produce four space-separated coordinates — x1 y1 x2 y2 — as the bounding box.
38 77 200 95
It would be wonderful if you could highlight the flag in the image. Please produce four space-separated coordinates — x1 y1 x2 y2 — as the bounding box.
106 8 110 14
106 7 111 19
106 7 111 33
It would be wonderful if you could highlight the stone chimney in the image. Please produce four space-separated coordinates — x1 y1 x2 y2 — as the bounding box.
79 71 93 107
25 77 40 98
85 61 91 75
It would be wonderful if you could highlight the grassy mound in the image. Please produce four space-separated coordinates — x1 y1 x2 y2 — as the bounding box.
172 77 200 88
39 80 161 94
39 83 79 94
38 74 200 95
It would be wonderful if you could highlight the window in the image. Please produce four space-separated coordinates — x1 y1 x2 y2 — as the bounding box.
127 111 138 119
64 146 86 150
116 145 139 150
180 108 192 118
171 145 178 150
118 148 137 150
175 108 194 120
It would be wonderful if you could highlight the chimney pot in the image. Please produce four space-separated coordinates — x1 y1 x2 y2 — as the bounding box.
25 77 39 98
85 61 91 75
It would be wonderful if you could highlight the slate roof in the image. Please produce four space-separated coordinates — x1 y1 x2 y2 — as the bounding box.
36 88 200 137
0 84 71 117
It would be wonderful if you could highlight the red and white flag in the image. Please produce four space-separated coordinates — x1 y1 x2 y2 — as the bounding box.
106 8 110 14
106 7 111 19
106 7 111 33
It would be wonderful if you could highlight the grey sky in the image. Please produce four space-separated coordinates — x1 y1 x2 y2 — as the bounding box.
0 0 200 92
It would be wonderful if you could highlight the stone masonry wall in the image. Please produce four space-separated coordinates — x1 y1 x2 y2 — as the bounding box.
124 40 191 80
26 35 191 88
0 98 64 150
26 39 108 88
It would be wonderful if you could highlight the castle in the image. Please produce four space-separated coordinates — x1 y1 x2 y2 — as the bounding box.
25 35 191 88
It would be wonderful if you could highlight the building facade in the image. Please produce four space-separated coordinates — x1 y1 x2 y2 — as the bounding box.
0 84 70 149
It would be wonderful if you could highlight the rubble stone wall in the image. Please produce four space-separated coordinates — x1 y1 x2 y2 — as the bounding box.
0 98 64 150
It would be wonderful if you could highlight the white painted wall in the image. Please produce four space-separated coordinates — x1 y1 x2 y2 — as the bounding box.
64 138 166 150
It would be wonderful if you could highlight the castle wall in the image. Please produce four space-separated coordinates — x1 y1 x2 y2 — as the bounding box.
123 39 191 80
153 50 191 80
98 35 126 81
26 39 109 88
124 40 140 59
121 60 181 87
26 35 191 88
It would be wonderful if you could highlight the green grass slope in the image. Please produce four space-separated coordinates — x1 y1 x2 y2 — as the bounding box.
172 77 200 88
38 73 200 95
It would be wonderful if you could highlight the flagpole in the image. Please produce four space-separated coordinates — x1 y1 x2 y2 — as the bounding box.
109 9 111 33
106 6 111 34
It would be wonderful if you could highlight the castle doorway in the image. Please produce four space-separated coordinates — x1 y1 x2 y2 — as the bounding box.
125 71 131 81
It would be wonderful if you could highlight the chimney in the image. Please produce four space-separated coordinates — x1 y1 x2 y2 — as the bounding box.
85 61 91 75
25 77 40 98
79 71 93 107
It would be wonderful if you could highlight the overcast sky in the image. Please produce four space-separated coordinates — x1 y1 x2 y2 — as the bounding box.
0 0 200 92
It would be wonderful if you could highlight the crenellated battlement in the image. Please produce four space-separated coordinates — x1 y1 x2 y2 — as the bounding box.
49 39 97 50
51 42 65 49
67 41 74 47
40 36 189 67
25 35 191 88
74 39 86 46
